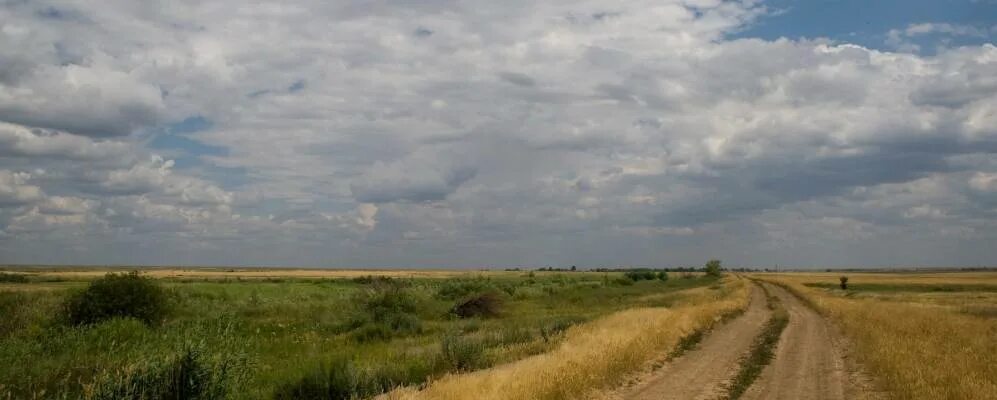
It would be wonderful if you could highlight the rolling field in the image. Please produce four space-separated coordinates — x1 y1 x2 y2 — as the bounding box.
1 268 994 399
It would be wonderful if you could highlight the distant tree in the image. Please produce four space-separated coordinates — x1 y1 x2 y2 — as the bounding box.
570 265 577 272
839 276 849 290
704 259 723 277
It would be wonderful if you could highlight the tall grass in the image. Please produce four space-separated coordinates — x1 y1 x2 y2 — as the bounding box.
84 345 247 400
386 278 750 400
762 274 997 400
1 272 722 399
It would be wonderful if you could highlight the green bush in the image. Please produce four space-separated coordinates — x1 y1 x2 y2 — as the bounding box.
349 286 423 341
86 346 245 400
705 259 723 277
657 271 669 281
613 277 634 286
0 272 28 283
63 272 169 326
623 270 658 281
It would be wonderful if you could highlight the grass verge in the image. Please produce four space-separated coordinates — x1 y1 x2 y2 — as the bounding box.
385 278 751 400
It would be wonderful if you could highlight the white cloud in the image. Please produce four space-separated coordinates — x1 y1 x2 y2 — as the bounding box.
0 170 44 206
0 0 996 267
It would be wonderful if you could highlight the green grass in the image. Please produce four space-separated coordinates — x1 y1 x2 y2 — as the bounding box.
804 282 997 293
0 273 719 399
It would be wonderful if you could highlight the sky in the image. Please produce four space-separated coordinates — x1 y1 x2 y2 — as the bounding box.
1 0 996 268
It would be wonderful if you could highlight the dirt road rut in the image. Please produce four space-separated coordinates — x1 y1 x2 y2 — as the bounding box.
741 283 869 400
623 284 770 400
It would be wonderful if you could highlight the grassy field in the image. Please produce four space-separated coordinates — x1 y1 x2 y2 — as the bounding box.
0 268 725 399
755 271 997 400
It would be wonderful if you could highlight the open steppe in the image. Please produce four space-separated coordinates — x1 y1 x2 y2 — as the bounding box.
1 267 994 399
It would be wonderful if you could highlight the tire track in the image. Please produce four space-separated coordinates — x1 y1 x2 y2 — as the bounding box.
740 283 868 400
621 284 770 400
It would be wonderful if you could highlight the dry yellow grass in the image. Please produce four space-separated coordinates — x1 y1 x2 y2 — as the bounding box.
759 273 997 400
383 277 750 400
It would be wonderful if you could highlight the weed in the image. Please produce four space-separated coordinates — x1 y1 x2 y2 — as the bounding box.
85 345 246 400
438 334 488 372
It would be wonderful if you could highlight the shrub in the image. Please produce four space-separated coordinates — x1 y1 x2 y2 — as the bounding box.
359 286 418 321
623 270 657 281
86 346 245 400
438 334 487 372
704 259 723 277
839 276 849 290
657 271 669 281
451 292 503 318
350 286 423 341
63 272 169 326
613 277 634 286
0 272 28 283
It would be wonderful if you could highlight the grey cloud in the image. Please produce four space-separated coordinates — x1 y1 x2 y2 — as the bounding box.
498 72 536 87
351 162 478 203
1 0 996 267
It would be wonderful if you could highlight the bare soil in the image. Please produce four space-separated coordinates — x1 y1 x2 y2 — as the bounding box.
620 284 771 400
741 283 880 400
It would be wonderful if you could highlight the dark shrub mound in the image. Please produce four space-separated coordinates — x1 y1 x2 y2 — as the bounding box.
63 272 169 326
451 291 503 318
87 346 244 400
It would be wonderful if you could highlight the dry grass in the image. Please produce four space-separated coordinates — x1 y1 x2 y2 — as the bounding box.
758 272 997 400
383 277 750 400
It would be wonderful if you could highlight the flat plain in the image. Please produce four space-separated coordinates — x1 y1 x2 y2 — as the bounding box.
1 267 994 399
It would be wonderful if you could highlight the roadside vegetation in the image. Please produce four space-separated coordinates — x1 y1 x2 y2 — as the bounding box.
0 268 725 399
759 272 997 400
386 277 750 400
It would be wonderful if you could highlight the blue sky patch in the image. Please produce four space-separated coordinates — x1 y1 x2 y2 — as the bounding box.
737 0 996 52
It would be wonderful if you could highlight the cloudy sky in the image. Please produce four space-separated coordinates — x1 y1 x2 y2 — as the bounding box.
1 0 996 268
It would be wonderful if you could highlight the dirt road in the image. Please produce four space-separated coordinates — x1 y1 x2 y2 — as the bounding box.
741 283 872 400
623 284 771 400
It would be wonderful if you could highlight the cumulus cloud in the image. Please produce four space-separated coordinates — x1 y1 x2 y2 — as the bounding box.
0 170 44 206
0 0 995 267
